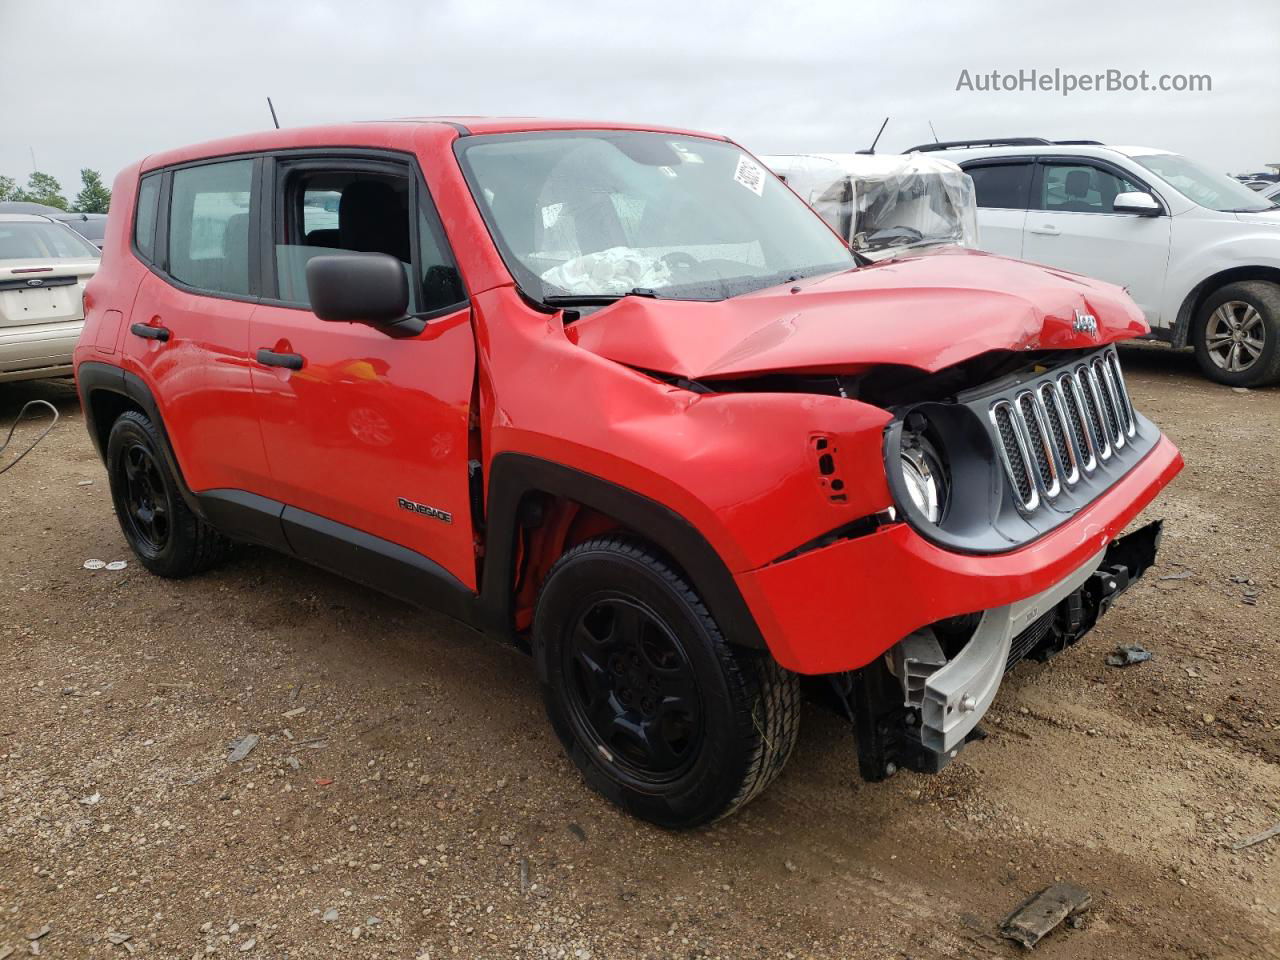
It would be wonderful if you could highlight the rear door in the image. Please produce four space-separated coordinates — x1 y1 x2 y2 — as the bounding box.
1021 159 1171 323
248 152 478 589
120 158 273 495
963 159 1034 258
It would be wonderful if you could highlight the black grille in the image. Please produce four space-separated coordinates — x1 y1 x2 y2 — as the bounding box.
1041 386 1073 471
1093 360 1122 442
1060 378 1091 464
1078 368 1108 453
1106 353 1134 435
994 405 1032 503
1017 394 1053 489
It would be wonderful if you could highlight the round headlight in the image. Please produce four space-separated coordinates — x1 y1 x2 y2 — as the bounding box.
900 443 945 523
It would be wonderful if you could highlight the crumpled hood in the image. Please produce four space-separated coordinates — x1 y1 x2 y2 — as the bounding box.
567 247 1147 379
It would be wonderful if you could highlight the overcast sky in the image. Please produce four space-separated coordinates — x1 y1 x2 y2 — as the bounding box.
2 0 1277 199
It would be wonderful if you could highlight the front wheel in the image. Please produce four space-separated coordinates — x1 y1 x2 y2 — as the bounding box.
533 537 801 829
1192 281 1280 387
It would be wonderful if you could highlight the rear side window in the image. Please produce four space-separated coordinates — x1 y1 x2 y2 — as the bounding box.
134 175 160 261
168 159 254 296
968 163 1033 210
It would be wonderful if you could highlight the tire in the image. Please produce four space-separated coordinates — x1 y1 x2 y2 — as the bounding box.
1192 281 1280 387
106 410 231 578
533 537 800 828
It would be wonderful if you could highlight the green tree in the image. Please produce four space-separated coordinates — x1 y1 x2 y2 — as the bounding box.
0 175 18 201
16 171 69 210
74 168 111 213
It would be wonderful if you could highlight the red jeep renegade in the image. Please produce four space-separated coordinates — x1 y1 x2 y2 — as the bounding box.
75 119 1182 828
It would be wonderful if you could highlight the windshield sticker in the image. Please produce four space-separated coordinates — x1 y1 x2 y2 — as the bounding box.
671 143 704 164
734 155 766 196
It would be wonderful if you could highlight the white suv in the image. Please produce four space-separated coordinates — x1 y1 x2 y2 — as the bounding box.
910 138 1280 387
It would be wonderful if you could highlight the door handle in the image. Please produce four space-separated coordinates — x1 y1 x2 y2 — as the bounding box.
1028 224 1060 236
256 348 304 371
130 322 171 342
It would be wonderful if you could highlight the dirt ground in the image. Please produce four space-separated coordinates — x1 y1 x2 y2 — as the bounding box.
1 342 1277 959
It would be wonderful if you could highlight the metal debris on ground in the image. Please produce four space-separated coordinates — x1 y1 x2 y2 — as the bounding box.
1231 822 1280 851
1000 883 1092 949
24 927 50 942
227 734 260 763
1105 644 1152 667
105 932 131 945
106 560 128 571
83 559 106 570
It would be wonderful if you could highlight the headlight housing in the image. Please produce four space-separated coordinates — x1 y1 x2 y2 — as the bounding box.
900 442 945 522
899 419 949 524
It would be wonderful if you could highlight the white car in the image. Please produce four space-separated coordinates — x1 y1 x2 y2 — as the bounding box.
0 214 101 383
908 138 1280 386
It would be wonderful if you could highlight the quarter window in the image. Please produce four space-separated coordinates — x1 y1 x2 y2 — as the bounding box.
167 159 254 296
967 163 1033 210
1039 164 1142 213
134 175 160 261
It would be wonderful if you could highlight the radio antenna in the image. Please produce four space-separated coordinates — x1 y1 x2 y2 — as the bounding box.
267 97 281 130
857 117 890 155
929 120 940 143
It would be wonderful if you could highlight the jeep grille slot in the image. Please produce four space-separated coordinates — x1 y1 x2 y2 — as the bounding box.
1038 381 1080 485
1105 351 1137 438
990 400 1038 511
1077 364 1113 461
1015 390 1060 498
1092 356 1127 450
1058 373 1097 474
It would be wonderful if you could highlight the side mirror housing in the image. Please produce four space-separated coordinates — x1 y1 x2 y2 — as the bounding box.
305 253 410 325
1112 192 1161 216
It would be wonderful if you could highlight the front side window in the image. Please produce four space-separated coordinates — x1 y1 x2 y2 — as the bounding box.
1039 164 1142 213
271 167 462 314
1131 152 1273 213
455 132 855 302
168 159 254 296
967 163 1033 210
0 220 101 260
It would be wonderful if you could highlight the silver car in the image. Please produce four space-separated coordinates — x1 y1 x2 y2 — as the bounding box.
0 214 100 383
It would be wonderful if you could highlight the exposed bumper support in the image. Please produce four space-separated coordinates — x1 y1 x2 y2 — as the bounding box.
919 548 1104 754
841 519 1163 780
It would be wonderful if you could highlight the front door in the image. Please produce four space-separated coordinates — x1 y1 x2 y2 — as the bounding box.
1021 160 1172 323
248 154 478 589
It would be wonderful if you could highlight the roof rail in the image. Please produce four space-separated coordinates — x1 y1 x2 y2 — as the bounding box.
1052 139 1105 145
906 137 1051 153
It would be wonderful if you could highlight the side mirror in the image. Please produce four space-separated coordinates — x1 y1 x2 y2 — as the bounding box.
305 253 410 326
1112 192 1161 216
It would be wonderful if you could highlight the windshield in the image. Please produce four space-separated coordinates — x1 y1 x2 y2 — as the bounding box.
0 220 102 260
455 131 856 302
1132 153 1274 213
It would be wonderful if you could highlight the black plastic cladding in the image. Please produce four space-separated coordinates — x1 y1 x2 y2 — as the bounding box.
883 345 1159 555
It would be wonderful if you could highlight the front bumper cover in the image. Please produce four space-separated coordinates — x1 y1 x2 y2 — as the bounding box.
843 519 1162 780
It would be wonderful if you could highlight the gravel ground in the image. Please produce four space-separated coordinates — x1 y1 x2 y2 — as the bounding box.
1 342 1277 959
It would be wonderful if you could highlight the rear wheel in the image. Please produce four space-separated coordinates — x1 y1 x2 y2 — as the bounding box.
106 411 231 577
1192 281 1280 387
533 537 800 828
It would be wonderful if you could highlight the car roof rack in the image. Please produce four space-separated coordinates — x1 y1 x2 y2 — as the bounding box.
906 137 1106 153
907 137 1052 153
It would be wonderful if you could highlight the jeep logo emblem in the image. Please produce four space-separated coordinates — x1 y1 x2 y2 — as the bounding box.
1073 309 1099 338
397 497 453 524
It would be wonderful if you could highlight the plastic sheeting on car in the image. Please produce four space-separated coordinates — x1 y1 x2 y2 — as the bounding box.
762 153 978 260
